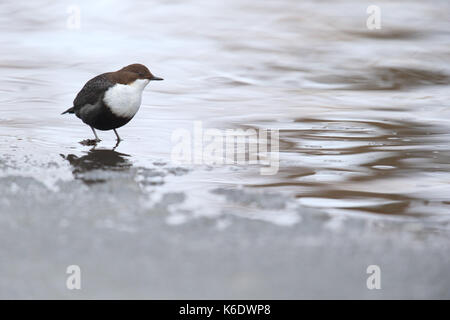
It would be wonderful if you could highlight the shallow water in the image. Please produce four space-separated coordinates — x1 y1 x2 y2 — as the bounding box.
1 0 450 298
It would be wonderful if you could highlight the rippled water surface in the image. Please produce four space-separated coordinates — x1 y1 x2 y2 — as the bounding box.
2 0 449 219
1 0 450 298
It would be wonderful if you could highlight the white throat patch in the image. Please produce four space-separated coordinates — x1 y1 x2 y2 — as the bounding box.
103 79 149 118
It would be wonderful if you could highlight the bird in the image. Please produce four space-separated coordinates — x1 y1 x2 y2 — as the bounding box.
62 63 163 142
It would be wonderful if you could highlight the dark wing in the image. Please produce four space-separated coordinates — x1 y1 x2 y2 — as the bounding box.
72 73 114 111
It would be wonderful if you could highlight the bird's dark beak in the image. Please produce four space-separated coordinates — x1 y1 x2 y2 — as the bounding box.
149 76 163 81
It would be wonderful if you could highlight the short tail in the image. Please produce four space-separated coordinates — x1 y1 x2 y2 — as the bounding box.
61 107 75 115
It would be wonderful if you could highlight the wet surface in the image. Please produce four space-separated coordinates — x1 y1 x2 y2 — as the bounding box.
246 117 450 218
1 0 450 298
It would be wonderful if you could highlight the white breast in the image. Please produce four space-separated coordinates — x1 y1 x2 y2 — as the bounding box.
103 79 150 118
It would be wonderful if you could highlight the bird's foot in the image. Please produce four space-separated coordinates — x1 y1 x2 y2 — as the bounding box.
113 139 121 151
79 139 101 146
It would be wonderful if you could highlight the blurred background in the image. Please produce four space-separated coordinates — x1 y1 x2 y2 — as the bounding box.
0 0 449 299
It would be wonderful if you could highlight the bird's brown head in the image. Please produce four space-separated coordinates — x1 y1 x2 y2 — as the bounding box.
119 64 163 81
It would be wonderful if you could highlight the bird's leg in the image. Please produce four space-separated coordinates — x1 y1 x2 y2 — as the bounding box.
113 139 121 151
113 129 122 142
91 126 101 142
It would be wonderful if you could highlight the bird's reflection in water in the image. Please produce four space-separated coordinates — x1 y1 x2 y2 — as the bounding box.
61 144 132 184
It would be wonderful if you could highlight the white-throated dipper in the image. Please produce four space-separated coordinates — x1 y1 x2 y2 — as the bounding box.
62 63 163 142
